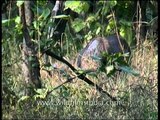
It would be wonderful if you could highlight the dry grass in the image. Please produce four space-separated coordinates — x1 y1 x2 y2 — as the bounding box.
37 39 157 119
2 38 157 119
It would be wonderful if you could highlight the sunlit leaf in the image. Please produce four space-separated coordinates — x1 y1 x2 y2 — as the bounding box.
122 52 130 57
86 15 96 23
109 1 117 8
2 19 15 25
64 1 81 13
2 19 10 24
16 1 24 7
33 21 37 29
71 18 85 32
15 16 21 24
96 27 101 35
38 8 50 20
34 88 49 99
52 15 70 19
18 96 30 103
35 88 48 94
106 65 114 74
64 1 89 14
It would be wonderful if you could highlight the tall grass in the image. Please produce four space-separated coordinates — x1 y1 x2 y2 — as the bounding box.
2 38 157 119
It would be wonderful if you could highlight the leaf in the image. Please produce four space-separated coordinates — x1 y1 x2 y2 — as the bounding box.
32 63 39 67
28 56 36 61
33 21 38 29
106 65 114 74
96 27 101 35
15 16 21 24
18 96 30 103
2 19 15 25
107 68 117 77
84 31 93 41
2 19 10 24
44 66 54 71
64 1 81 13
38 8 50 20
52 15 70 19
86 15 96 23
62 90 70 97
87 72 98 78
119 19 132 26
43 8 51 19
64 1 89 14
16 1 24 7
81 2 89 13
109 1 117 8
34 88 48 99
91 55 102 61
118 66 140 76
40 39 54 48
122 52 130 57
35 88 48 94
71 18 85 33
105 18 115 34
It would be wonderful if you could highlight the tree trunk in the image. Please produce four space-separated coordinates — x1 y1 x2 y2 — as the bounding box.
19 1 41 95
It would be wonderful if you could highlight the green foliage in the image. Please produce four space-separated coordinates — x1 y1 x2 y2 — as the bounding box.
34 88 49 99
18 96 30 103
99 52 139 76
2 19 15 25
38 8 51 20
119 19 132 45
52 15 70 19
64 1 89 14
59 86 71 98
71 18 86 33
2 1 158 119
118 66 140 76
16 1 24 7
105 17 116 34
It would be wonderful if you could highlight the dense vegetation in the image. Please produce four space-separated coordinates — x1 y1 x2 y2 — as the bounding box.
2 1 157 119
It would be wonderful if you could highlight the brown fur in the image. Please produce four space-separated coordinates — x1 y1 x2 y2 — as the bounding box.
77 35 130 70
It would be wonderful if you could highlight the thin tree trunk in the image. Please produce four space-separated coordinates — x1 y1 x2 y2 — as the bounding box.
19 1 41 95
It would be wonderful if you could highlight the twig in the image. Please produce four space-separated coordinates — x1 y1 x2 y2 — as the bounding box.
46 76 77 96
110 9 124 54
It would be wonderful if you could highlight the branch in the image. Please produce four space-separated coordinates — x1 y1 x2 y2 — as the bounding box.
52 0 62 16
42 48 117 101
46 76 77 97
